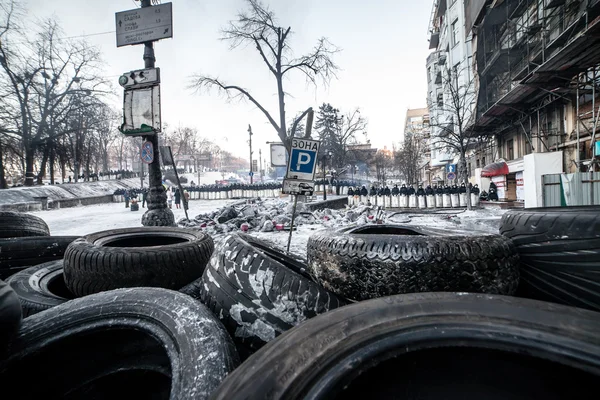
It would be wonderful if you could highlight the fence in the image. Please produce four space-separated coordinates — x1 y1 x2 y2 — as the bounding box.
542 172 600 207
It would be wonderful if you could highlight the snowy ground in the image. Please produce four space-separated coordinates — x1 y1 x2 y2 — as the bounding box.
30 199 236 236
30 198 508 258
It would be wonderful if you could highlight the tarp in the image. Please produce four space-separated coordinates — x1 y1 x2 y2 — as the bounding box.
481 161 509 177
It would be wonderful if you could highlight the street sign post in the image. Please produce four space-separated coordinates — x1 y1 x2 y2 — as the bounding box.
270 143 287 167
140 141 154 164
283 138 320 195
116 3 173 47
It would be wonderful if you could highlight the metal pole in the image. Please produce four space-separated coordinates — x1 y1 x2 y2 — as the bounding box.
248 125 253 184
259 148 263 182
322 156 327 201
286 194 298 254
140 0 174 226
576 79 580 170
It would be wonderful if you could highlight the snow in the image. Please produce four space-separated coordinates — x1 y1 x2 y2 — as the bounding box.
28 199 236 236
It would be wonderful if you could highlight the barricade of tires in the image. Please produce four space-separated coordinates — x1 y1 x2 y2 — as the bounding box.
2 209 600 398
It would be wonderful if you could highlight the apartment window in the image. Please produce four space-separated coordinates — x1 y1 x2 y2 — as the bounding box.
507 139 514 160
525 140 532 155
476 159 480 168
451 20 459 47
437 93 444 107
482 156 486 166
427 66 431 82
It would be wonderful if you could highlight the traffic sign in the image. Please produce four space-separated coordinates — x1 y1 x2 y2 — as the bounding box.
249 171 254 177
118 68 160 89
446 164 457 173
447 172 456 180
283 179 314 195
286 138 320 181
116 2 173 47
140 141 154 164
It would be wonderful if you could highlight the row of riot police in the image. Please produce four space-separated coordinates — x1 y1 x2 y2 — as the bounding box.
183 183 283 200
347 183 481 208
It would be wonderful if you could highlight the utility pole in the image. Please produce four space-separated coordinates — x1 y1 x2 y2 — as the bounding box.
248 124 254 184
140 0 174 226
259 148 263 182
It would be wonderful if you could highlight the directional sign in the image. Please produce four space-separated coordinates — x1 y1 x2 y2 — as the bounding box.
140 141 154 164
446 164 457 173
447 172 456 180
249 171 254 177
116 3 173 47
286 138 320 181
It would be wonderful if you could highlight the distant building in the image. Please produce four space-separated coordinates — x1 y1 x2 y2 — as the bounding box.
401 108 431 183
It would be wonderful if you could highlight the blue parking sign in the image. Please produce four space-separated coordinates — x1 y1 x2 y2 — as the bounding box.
286 138 320 181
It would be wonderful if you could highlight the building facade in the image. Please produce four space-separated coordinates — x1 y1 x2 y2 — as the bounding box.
402 108 431 183
468 0 600 203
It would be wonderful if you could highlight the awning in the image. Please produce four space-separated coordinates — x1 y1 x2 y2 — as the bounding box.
481 161 509 177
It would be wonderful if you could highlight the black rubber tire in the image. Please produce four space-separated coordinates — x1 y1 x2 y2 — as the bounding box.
0 211 50 239
307 225 520 301
0 287 239 399
6 261 75 317
63 227 214 297
196 233 347 357
0 236 79 280
211 292 600 400
500 206 600 311
0 279 21 356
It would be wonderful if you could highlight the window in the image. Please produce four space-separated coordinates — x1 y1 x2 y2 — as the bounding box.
525 140 532 155
437 93 444 107
482 156 486 166
476 159 480 168
507 139 514 160
427 66 431 82
451 19 459 47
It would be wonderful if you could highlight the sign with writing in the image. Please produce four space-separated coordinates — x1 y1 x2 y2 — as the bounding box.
120 85 161 136
516 171 524 201
116 3 173 47
286 138 320 181
282 179 314 196
140 141 154 164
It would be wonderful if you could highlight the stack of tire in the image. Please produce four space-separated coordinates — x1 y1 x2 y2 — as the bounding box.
191 226 600 398
2 210 600 398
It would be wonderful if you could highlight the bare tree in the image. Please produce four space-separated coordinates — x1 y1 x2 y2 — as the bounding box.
427 65 477 209
394 130 423 185
0 6 109 186
190 0 339 145
374 149 393 183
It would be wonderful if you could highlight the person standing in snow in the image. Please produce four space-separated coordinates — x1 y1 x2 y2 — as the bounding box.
142 188 148 208
167 188 173 209
124 190 130 208
174 188 181 209
392 185 399 196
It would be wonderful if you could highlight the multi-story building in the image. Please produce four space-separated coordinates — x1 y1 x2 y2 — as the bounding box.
426 0 476 186
466 0 600 204
401 108 431 183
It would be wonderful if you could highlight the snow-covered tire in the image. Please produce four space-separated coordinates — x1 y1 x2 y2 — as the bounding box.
63 227 214 297
0 288 239 399
307 225 520 301
0 236 79 280
0 279 21 356
196 233 347 357
6 261 74 317
500 206 600 311
211 292 600 400
0 211 50 239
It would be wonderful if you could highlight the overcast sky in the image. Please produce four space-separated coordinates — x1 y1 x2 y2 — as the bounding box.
26 0 431 162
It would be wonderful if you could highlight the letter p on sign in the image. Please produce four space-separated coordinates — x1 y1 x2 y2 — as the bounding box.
296 153 311 171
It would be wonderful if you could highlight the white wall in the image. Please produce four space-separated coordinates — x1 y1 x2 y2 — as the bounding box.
523 151 564 208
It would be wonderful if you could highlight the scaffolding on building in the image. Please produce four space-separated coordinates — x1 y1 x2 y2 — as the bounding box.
471 0 600 171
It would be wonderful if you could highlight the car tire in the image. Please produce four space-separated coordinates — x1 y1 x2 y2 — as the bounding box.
0 236 79 280
500 206 600 310
6 261 74 317
0 287 239 399
63 227 214 297
307 225 519 301
210 292 600 400
196 233 347 357
0 211 50 239
0 279 21 356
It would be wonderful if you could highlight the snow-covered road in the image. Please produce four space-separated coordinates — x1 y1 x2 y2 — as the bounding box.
31 200 237 236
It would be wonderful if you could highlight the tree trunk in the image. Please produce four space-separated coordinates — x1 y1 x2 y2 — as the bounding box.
276 74 287 145
0 140 7 189
458 152 472 211
37 145 50 185
49 146 55 185
24 147 36 187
